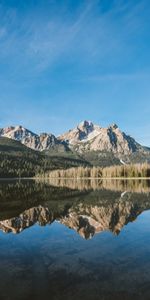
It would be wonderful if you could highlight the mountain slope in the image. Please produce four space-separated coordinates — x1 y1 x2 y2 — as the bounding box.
58 120 144 155
0 125 65 151
0 137 89 177
0 121 143 156
1 121 150 166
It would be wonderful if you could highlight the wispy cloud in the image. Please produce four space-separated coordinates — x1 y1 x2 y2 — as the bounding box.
0 0 150 144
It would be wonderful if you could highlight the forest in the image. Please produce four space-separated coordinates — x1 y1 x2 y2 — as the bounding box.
40 163 150 179
0 137 88 177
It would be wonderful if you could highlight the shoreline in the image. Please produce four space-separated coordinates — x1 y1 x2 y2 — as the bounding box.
35 177 150 180
1 177 150 180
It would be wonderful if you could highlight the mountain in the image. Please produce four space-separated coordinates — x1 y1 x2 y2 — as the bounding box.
58 120 98 144
0 122 143 155
0 137 89 178
1 121 150 166
0 125 65 152
58 120 145 156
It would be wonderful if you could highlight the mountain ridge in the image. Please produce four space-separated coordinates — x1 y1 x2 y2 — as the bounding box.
0 121 150 167
0 121 149 155
58 120 146 156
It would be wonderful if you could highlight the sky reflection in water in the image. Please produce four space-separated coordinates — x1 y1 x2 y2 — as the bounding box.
0 179 150 300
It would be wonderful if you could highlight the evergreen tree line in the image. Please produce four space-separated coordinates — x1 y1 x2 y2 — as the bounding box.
0 152 88 178
40 163 150 179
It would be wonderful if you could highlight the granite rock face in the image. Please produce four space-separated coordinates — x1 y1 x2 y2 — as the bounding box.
58 121 141 155
0 121 148 156
0 126 62 151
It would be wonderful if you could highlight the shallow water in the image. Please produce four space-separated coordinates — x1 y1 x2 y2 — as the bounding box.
0 179 150 300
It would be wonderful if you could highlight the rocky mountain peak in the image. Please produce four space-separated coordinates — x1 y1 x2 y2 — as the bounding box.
58 120 101 145
15 125 24 130
0 121 147 157
109 123 119 130
0 125 36 141
77 120 94 132
0 125 62 151
58 120 141 155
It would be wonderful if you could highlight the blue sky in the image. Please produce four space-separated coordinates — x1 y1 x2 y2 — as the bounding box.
0 0 150 145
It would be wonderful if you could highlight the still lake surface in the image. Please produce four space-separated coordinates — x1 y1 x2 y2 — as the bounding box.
0 179 150 300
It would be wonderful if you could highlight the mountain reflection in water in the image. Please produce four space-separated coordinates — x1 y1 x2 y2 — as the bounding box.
1 179 150 300
0 179 150 238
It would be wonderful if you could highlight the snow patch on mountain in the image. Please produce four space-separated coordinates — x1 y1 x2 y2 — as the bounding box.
0 121 148 157
0 126 61 151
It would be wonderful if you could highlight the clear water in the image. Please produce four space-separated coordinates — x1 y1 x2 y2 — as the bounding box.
0 179 150 300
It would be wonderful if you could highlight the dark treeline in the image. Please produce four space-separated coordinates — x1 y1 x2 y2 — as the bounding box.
0 154 88 178
0 138 88 178
1 137 150 179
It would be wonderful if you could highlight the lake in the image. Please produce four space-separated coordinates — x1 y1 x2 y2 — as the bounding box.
0 179 150 300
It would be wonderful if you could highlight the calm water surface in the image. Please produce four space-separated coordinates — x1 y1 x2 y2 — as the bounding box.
0 179 150 300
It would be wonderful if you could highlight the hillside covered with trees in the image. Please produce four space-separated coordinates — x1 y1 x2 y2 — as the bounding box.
0 137 89 178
